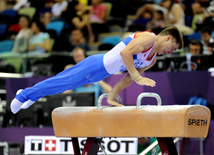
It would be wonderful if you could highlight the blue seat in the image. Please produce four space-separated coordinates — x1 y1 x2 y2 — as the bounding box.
187 32 201 40
212 31 214 38
1 9 17 18
0 40 14 53
0 24 7 36
39 7 51 15
102 35 122 46
185 15 192 27
133 18 151 26
46 21 65 37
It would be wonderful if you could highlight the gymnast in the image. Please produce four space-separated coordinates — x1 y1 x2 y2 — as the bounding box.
11 26 183 114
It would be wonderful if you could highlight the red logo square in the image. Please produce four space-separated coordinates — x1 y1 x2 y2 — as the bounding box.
45 140 56 151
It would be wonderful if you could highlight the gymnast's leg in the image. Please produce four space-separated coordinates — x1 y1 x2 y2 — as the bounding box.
11 54 111 114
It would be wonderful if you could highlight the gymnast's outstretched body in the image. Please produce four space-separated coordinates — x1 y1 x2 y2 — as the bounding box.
11 27 183 114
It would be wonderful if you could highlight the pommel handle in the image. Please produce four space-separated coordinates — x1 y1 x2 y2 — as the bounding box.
97 93 122 110
136 92 162 109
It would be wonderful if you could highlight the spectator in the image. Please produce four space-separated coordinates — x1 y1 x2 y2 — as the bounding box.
67 28 89 52
198 0 214 20
207 42 214 55
89 0 107 24
64 47 112 106
28 20 51 54
135 0 169 19
200 26 214 54
175 0 207 17
63 0 94 42
51 0 68 20
0 0 7 12
13 0 30 10
12 15 33 53
89 0 109 41
79 0 89 13
64 47 87 69
189 39 203 55
191 0 214 30
131 0 173 32
137 138 160 155
40 11 52 27
164 0 194 35
146 10 164 31
40 0 68 26
44 0 55 7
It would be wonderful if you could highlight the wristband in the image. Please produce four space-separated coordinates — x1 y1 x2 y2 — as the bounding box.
131 70 143 82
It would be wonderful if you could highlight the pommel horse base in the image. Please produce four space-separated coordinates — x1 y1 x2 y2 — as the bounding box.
52 93 211 155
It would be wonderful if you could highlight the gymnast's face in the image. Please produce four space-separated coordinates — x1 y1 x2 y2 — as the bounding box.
158 36 179 55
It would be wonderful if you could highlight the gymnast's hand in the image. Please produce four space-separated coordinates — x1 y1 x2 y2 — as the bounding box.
136 77 156 87
107 98 124 107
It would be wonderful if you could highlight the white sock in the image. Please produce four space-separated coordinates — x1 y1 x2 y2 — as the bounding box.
10 89 24 114
16 89 23 95
10 98 23 114
21 100 35 109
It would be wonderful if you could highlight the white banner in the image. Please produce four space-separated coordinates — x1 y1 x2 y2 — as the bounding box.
24 136 137 154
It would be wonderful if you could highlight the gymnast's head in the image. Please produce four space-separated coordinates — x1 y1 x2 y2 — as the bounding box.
156 27 184 55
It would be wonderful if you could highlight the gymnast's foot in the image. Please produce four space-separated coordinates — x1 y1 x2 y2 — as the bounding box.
10 89 35 114
107 99 124 106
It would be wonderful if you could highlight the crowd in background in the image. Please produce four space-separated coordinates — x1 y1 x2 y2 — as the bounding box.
0 0 214 73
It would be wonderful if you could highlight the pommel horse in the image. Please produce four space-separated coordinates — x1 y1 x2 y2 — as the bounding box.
52 93 211 155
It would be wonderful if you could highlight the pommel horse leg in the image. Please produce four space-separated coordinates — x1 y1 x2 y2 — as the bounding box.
180 138 190 155
157 137 190 155
72 137 102 155
71 138 81 155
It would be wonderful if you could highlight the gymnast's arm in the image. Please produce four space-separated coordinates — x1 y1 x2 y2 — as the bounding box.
120 32 156 86
107 58 156 106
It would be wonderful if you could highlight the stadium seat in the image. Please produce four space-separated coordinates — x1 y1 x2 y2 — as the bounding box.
18 7 36 21
48 39 55 53
38 7 51 15
0 24 7 36
133 18 151 26
0 40 14 53
191 14 203 30
212 31 214 38
4 57 23 73
102 2 112 21
102 35 122 46
185 15 192 27
187 32 201 40
8 24 21 33
46 21 65 37
1 9 17 18
98 35 121 50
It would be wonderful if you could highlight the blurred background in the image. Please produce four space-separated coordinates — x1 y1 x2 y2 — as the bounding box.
0 0 214 154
